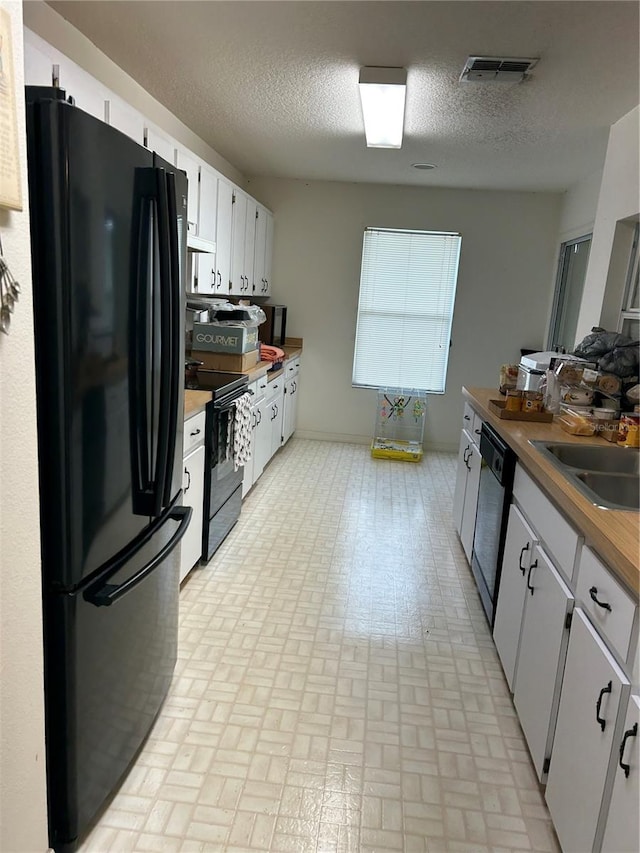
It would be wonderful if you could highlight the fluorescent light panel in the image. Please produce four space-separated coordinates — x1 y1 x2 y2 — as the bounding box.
358 67 407 149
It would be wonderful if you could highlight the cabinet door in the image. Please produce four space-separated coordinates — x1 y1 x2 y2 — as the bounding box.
176 148 201 236
452 429 471 538
270 388 284 456
513 545 574 780
460 440 481 562
60 61 107 120
199 167 218 245
253 401 271 480
242 407 257 498
282 378 296 445
244 198 257 294
215 179 234 293
24 35 55 86
253 206 267 294
601 694 640 853
263 210 274 296
145 125 176 165
194 253 217 295
493 503 538 690
105 94 145 145
545 609 630 853
180 445 205 582
230 191 247 295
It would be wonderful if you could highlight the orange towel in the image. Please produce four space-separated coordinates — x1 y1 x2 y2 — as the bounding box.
260 344 285 363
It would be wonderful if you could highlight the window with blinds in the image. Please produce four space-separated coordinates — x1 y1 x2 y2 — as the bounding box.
352 228 462 392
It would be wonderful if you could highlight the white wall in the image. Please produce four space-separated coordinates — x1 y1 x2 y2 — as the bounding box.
576 105 640 341
247 177 562 449
557 168 603 244
0 3 49 851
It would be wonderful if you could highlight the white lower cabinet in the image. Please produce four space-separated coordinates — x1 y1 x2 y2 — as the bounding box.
253 396 272 483
452 427 481 562
545 608 631 853
601 694 640 853
493 504 539 690
512 544 574 781
268 381 284 457
282 370 300 446
180 444 205 583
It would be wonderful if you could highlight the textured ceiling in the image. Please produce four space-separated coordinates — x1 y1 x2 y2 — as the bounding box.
48 1 639 191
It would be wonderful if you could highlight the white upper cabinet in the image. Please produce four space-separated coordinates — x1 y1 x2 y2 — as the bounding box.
254 205 274 296
215 179 234 294
175 147 201 237
104 94 145 145
198 166 218 246
244 197 258 295
230 191 248 296
144 124 176 166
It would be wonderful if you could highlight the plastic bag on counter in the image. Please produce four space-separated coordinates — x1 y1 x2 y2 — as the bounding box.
573 327 633 359
598 341 639 378
208 301 266 327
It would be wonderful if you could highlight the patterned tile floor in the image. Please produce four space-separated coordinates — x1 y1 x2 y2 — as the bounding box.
80 439 560 852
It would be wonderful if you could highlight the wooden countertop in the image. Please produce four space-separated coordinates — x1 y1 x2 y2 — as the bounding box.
463 387 639 595
184 390 211 418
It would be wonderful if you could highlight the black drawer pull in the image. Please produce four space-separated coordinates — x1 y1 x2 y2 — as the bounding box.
184 466 191 492
518 543 530 575
526 560 537 595
589 586 612 612
190 428 201 436
619 722 638 778
596 680 613 731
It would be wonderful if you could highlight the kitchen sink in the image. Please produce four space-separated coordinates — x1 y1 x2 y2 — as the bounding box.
538 442 640 475
531 441 640 511
575 471 640 511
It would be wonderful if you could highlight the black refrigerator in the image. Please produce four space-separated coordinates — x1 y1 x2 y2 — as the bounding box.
26 87 192 853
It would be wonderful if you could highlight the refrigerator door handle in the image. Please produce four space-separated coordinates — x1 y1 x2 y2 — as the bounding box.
130 170 154 515
82 494 192 607
160 170 182 509
150 166 173 517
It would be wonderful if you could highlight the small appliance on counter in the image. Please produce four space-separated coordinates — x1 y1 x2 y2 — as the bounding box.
516 351 593 392
258 303 287 346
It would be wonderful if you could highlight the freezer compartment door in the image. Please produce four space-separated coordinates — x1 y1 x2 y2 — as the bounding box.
43 505 186 851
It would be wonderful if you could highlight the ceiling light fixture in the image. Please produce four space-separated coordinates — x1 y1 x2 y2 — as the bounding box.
412 163 437 170
358 66 407 149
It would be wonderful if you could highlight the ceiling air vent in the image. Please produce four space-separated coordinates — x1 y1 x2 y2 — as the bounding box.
460 56 539 83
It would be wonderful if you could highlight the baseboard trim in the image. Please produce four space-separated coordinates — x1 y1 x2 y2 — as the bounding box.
293 430 457 454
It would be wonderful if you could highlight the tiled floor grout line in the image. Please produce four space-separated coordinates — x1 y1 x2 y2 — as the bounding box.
78 438 560 853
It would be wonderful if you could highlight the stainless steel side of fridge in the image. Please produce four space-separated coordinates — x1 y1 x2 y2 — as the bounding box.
26 87 190 852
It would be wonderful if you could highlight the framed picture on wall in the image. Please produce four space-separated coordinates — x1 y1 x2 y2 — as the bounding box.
0 6 23 211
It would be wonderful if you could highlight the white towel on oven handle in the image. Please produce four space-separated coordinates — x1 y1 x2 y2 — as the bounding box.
232 392 253 471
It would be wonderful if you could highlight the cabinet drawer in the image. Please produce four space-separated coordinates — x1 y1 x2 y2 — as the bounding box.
284 358 298 379
256 373 269 397
576 546 637 664
264 377 283 405
513 465 580 584
471 410 484 445
183 410 206 456
462 402 474 431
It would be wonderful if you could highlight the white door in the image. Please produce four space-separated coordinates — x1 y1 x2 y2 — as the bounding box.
176 148 200 237
253 206 267 295
104 95 145 144
244 198 257 295
282 378 298 445
145 125 176 165
545 609 631 853
198 167 218 245
263 210 274 296
460 440 481 562
230 191 247 295
180 445 205 582
493 503 538 690
452 429 471 538
513 545 574 780
269 387 284 456
601 694 640 853
215 180 234 293
242 407 257 498
253 400 271 480
194 253 217 295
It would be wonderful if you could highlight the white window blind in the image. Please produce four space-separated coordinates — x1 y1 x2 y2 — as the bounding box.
352 228 462 392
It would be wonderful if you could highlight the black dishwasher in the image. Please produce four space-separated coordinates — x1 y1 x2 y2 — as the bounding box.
471 423 516 626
